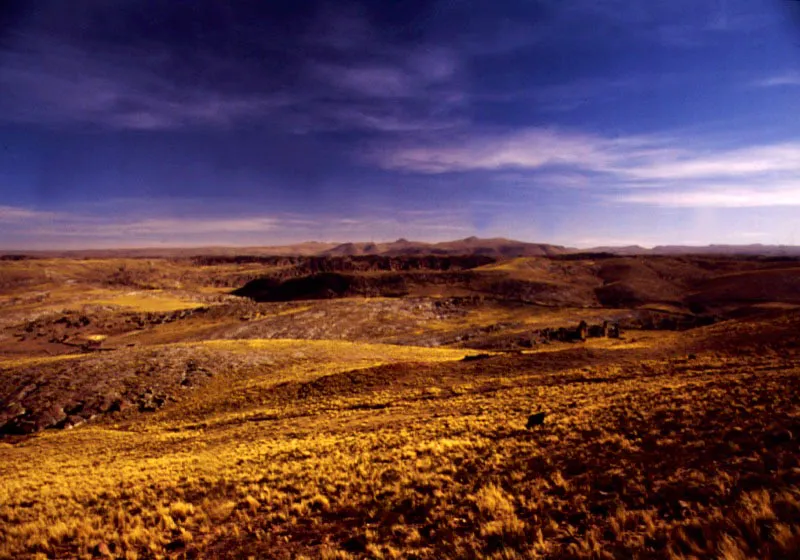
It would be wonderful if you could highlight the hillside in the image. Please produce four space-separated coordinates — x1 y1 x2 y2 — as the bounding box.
233 254 800 315
2 253 800 559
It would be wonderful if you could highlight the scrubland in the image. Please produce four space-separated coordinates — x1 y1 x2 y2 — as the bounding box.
1 255 799 559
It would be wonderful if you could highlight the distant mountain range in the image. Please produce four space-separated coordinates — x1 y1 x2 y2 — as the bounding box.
318 237 570 258
5 238 800 258
587 243 800 257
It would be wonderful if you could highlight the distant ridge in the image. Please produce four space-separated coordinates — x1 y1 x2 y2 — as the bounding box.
649 244 800 256
584 244 800 257
4 238 800 258
317 237 570 258
584 245 649 256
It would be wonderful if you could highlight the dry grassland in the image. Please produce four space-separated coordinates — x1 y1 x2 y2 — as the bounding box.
2 339 799 559
1 257 799 559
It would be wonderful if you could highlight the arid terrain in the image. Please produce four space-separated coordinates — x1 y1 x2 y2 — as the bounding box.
1 242 799 559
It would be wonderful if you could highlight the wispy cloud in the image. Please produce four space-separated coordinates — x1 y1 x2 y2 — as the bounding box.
373 128 619 173
372 128 800 208
0 37 290 130
0 4 467 133
472 76 668 113
0 205 473 249
0 205 58 222
296 24 466 132
296 43 466 133
611 143 800 181
566 0 776 47
0 207 282 237
616 184 800 208
310 46 458 100
752 72 800 88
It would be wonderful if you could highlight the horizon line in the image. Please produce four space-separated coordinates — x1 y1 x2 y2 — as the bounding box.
3 237 800 255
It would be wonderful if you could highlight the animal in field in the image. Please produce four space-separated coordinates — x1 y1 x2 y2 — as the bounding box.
526 412 546 429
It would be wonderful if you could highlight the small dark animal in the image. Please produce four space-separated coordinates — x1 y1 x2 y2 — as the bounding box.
462 353 491 362
526 412 546 429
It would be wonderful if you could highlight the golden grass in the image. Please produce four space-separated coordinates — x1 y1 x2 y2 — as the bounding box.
274 305 313 316
194 337 466 356
0 353 86 369
407 304 613 333
472 257 595 287
474 257 536 272
84 293 204 312
2 342 798 559
84 334 107 342
3 257 800 558
151 339 472 425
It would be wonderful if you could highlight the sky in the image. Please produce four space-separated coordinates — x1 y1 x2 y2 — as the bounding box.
1 0 800 249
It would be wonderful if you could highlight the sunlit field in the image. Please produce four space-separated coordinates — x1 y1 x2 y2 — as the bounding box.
1 256 799 559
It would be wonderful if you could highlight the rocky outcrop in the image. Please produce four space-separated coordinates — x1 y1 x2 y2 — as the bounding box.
536 321 620 343
0 350 219 437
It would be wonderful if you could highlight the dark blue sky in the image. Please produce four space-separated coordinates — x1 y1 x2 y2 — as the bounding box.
1 0 800 248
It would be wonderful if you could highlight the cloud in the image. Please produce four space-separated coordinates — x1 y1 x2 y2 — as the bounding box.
0 205 58 222
373 128 620 173
565 0 776 46
108 217 281 236
752 73 800 87
472 76 664 113
616 185 800 208
310 46 458 100
0 2 468 132
373 127 800 179
2 1 773 134
297 26 465 132
0 207 281 237
291 102 465 134
296 42 465 132
607 142 800 208
314 65 417 99
0 204 473 249
610 143 800 181
371 127 800 208
0 37 290 130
